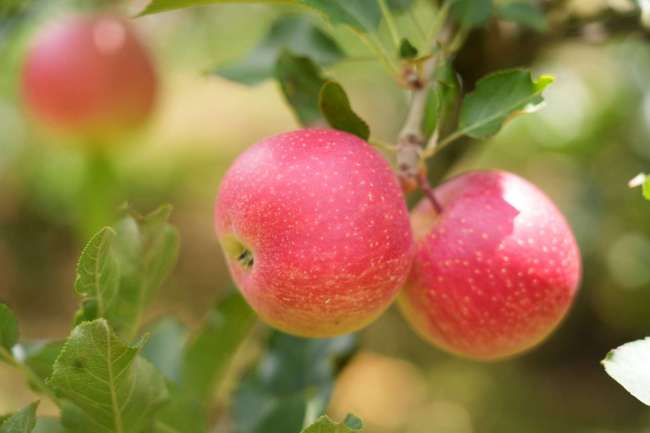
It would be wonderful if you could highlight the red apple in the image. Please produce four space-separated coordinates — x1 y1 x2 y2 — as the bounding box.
21 13 157 139
214 129 414 337
399 170 581 360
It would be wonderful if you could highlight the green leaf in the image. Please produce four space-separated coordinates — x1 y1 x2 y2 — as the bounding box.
32 418 65 433
496 1 547 31
297 0 382 33
154 384 207 433
216 15 343 85
182 291 255 400
458 69 554 139
0 402 38 433
603 337 650 406
73 228 119 321
275 51 327 126
301 415 364 433
387 0 414 13
73 206 180 339
232 331 358 433
143 318 187 383
422 62 459 138
48 319 169 433
19 341 64 383
450 0 492 27
644 177 650 201
0 304 18 352
138 0 283 16
319 81 370 140
398 38 418 59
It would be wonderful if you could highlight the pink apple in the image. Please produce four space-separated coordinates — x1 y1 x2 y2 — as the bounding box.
214 129 414 337
21 13 157 139
399 170 581 360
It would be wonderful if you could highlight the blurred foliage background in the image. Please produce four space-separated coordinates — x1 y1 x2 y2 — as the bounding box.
2 0 650 432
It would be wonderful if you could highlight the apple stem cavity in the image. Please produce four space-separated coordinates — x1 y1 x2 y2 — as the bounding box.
237 248 254 269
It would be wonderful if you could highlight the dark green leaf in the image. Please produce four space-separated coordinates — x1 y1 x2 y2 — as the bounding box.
216 15 343 85
387 0 413 13
48 320 169 433
182 291 255 400
143 318 187 383
232 331 358 433
319 81 370 140
496 1 547 31
275 51 327 126
138 0 284 16
399 38 418 59
450 0 492 27
301 415 364 433
0 402 38 433
0 304 18 352
458 69 554 139
297 0 382 33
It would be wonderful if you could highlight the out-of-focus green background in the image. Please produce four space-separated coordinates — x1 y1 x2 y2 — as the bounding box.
2 1 650 432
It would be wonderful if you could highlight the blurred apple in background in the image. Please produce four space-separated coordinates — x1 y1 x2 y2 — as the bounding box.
21 13 158 142
399 170 581 360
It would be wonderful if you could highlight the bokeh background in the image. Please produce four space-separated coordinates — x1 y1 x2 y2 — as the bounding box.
2 0 650 432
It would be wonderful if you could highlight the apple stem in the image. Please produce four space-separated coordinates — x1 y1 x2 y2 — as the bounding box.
417 172 443 214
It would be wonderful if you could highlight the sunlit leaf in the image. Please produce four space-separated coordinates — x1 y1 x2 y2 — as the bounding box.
48 320 169 433
458 69 554 139
216 15 343 85
603 337 650 405
319 81 370 140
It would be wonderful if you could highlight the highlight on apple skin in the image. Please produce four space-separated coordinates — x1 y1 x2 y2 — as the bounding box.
399 170 581 360
214 128 415 338
21 13 158 139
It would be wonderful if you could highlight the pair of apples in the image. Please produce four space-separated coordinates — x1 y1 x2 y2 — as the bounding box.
215 129 581 360
20 13 581 361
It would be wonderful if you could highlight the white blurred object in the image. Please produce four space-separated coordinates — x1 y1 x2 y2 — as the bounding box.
603 337 650 406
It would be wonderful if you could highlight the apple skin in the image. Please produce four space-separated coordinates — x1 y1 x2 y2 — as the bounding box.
21 13 157 139
399 170 581 360
214 129 414 337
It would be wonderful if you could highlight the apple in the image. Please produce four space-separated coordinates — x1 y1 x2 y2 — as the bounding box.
399 170 581 360
214 129 414 337
21 13 157 140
